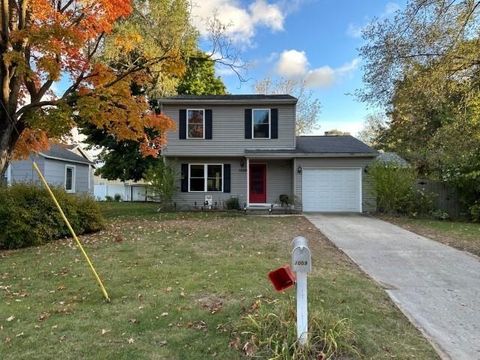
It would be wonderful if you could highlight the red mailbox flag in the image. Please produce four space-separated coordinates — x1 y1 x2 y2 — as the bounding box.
268 265 296 291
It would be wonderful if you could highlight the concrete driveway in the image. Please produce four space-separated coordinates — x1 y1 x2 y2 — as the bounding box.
306 214 480 360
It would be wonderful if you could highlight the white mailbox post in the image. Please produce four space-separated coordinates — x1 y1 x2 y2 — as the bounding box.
291 236 311 345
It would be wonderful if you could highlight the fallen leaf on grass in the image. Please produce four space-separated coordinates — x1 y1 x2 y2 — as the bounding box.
101 329 110 335
38 312 50 321
127 337 135 344
229 336 241 350
242 341 256 357
6 315 15 322
186 320 207 332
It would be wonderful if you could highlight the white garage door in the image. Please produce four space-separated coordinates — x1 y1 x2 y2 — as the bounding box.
302 168 362 212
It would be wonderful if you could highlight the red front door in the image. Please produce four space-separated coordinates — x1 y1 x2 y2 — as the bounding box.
249 164 267 203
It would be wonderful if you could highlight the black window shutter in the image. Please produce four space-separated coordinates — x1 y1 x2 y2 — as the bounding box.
271 108 278 139
223 164 231 193
179 109 187 139
205 109 212 139
245 109 252 139
181 163 189 192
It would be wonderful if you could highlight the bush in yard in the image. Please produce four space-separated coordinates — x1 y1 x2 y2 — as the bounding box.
225 197 240 210
369 162 434 216
144 160 177 208
0 183 104 249
470 202 480 222
235 298 358 359
114 193 122 202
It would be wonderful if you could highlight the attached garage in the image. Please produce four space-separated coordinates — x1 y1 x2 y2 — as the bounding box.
301 168 362 212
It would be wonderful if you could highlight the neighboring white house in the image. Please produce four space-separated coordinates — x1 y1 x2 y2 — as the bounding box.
6 143 95 194
93 175 149 201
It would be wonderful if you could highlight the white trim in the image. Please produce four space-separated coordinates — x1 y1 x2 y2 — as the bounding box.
186 109 205 139
88 164 91 190
188 163 224 192
246 158 250 206
359 168 363 212
252 108 271 139
6 163 12 185
64 165 76 193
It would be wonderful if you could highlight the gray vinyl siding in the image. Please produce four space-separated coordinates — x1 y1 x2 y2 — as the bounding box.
10 156 44 184
43 159 91 194
263 159 293 204
167 157 294 208
294 157 376 212
168 157 247 208
162 104 296 156
9 157 92 194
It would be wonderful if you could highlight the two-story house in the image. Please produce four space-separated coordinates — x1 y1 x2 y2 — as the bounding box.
160 94 377 212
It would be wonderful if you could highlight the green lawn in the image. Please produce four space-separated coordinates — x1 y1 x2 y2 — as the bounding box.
381 215 480 257
0 204 438 359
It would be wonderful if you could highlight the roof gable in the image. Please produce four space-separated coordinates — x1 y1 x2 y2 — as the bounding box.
39 144 94 165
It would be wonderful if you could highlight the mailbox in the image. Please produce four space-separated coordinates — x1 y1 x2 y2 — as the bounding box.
291 236 311 273
268 265 296 291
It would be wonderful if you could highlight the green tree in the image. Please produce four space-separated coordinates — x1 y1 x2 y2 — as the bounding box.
358 0 480 214
177 54 227 95
144 160 177 206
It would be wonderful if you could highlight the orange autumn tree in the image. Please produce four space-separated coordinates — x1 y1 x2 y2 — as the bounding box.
0 0 195 176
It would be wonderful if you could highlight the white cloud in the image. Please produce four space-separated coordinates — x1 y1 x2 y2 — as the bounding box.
191 0 285 45
275 50 360 88
346 2 400 39
305 66 335 88
250 0 284 31
275 49 308 78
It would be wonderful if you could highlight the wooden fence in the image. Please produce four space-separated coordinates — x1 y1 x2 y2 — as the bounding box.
416 179 462 217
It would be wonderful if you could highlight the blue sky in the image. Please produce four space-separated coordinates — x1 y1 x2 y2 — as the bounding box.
194 0 404 135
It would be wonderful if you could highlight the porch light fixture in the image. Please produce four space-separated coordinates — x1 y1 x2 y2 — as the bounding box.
240 158 245 168
297 166 302 174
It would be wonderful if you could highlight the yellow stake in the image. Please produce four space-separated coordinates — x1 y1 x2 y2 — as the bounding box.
32 161 111 302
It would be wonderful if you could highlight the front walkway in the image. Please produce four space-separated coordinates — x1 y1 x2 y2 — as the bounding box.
305 214 480 360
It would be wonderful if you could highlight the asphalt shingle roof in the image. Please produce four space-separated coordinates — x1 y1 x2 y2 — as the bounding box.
159 94 298 104
162 94 296 101
40 144 94 165
295 136 377 154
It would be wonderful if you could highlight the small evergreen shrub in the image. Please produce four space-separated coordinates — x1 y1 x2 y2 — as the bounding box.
225 197 240 210
0 184 104 249
114 193 122 202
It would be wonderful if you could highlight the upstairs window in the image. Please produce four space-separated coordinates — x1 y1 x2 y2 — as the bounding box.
252 109 270 139
187 109 205 139
188 164 223 192
65 165 75 193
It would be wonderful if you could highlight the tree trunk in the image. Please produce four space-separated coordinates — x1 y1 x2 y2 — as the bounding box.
0 115 20 178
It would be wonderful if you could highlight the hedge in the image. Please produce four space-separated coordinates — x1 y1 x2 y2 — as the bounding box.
0 183 104 249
